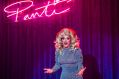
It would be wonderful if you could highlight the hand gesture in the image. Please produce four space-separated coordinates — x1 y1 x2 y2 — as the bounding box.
76 67 86 77
44 68 53 74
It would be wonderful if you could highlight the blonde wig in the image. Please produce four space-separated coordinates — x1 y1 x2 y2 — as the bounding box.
54 28 80 54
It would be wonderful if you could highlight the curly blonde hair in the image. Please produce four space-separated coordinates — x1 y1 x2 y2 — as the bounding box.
54 28 80 53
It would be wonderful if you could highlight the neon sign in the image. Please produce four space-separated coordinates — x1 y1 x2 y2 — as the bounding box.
4 0 72 22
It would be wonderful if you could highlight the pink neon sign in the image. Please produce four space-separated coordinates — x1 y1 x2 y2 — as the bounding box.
4 0 72 22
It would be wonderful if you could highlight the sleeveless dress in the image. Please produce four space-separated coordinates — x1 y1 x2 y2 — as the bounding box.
52 48 83 79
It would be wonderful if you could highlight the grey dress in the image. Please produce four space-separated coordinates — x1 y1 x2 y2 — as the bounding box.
52 48 83 79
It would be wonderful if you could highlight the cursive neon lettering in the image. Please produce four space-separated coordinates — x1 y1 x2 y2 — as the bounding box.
4 0 71 22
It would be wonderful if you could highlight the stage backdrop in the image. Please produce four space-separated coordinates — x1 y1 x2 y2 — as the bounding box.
0 0 119 79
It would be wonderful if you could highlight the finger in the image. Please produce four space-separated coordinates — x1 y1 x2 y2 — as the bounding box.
84 67 86 70
44 68 49 70
82 67 86 72
44 71 49 73
44 68 48 70
83 67 86 70
44 71 47 73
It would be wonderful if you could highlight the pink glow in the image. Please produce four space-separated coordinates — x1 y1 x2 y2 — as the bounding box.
4 1 33 17
4 0 71 22
15 8 19 22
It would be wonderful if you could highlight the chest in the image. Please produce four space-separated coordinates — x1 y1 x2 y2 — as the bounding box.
58 51 77 64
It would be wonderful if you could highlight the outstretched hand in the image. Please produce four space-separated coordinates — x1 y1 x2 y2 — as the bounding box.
76 67 86 77
44 68 53 74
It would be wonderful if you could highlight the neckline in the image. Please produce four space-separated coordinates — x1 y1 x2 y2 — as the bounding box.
63 47 70 50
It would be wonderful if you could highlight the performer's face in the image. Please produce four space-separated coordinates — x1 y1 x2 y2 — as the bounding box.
61 35 71 48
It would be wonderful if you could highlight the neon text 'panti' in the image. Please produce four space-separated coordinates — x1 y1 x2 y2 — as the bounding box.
4 0 72 22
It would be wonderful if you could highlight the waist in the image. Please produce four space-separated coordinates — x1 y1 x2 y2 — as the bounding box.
61 64 78 72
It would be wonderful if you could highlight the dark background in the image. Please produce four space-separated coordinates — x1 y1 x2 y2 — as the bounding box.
0 0 119 79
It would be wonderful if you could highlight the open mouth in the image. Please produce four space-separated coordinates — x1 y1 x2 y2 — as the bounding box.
64 42 68 45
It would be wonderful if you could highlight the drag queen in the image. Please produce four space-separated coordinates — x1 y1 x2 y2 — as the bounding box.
44 28 86 79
